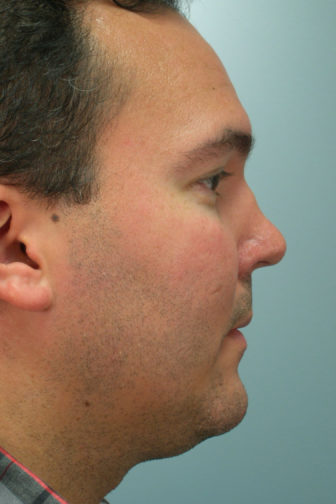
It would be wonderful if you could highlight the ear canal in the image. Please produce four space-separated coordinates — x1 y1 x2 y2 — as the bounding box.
0 202 11 236
19 242 39 270
0 215 10 230
0 198 53 310
0 218 11 238
0 204 38 269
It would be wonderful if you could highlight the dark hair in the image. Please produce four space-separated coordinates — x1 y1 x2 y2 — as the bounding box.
0 0 181 205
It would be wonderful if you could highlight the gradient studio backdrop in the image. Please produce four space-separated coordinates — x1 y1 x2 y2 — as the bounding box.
107 1 336 503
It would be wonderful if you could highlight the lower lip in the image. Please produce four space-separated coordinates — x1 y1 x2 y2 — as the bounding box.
226 328 247 348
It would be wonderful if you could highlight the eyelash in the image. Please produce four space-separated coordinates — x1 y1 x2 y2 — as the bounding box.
198 170 231 194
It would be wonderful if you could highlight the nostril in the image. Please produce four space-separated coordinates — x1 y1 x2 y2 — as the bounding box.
239 224 287 275
256 261 271 268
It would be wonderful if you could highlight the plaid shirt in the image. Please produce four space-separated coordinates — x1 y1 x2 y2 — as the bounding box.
0 447 109 504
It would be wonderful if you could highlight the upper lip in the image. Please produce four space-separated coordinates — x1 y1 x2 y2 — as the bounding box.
233 314 253 330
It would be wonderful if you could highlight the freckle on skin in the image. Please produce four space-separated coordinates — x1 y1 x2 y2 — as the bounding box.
84 400 91 407
51 214 60 223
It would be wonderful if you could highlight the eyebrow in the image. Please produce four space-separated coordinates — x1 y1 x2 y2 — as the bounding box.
182 129 255 165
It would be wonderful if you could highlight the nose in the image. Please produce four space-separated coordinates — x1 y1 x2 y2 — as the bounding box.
238 192 287 278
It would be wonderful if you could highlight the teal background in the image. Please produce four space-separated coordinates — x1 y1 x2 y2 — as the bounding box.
107 1 336 502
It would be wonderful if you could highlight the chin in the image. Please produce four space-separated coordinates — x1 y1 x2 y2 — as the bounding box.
195 382 248 442
145 379 248 463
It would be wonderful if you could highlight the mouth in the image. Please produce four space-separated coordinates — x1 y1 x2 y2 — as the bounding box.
225 314 253 350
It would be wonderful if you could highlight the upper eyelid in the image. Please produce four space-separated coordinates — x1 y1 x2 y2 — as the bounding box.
197 170 232 194
185 164 233 192
199 169 232 183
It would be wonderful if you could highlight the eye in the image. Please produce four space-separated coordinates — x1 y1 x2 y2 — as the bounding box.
198 170 231 194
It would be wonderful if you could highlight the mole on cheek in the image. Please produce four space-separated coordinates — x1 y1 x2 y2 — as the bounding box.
51 214 60 223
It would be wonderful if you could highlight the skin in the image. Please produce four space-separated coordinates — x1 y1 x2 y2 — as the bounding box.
0 4 286 504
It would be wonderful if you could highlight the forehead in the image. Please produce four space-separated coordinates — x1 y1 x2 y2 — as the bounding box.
85 2 251 157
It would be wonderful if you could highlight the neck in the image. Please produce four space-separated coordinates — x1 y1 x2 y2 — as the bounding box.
0 371 138 504
0 413 134 504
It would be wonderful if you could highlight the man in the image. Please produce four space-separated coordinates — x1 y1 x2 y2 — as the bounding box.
0 0 286 503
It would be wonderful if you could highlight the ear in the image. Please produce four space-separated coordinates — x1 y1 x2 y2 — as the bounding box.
0 189 53 311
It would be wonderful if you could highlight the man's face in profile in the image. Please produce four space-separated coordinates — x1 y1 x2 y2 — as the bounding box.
53 4 286 463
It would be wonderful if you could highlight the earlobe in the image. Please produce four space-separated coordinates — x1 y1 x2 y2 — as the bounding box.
0 198 53 312
0 262 53 311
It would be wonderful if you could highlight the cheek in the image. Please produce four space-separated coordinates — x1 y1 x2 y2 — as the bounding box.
115 193 238 331
65 192 239 402
167 220 237 300
114 203 239 398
